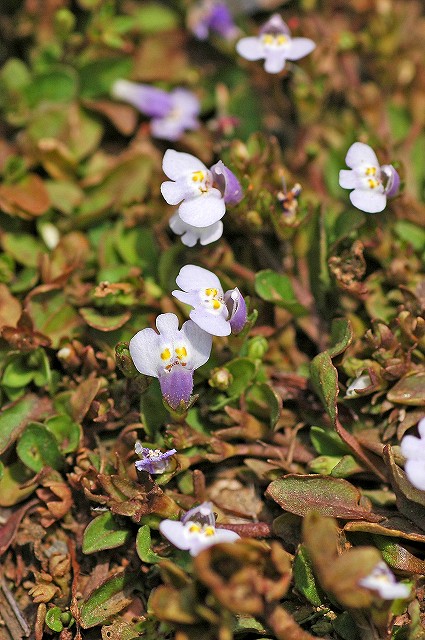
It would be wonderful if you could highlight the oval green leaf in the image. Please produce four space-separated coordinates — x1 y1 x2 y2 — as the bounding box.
82 512 131 554
16 423 63 472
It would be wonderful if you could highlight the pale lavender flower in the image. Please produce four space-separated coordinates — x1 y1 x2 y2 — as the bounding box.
134 441 177 474
169 213 224 247
359 561 411 600
172 265 247 337
111 80 200 141
159 501 240 556
339 142 400 213
129 313 212 410
161 149 242 228
236 13 315 74
188 1 239 40
400 417 425 491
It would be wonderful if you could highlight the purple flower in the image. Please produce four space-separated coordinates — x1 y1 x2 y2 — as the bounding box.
111 80 200 141
359 562 411 600
172 265 247 337
169 213 224 247
161 149 243 228
129 313 212 410
339 142 400 213
159 501 240 556
236 14 315 74
400 417 425 491
188 1 239 41
134 442 177 474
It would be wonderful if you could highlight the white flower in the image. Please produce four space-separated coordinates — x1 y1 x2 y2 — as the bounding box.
400 417 425 491
172 265 247 337
169 212 224 247
236 13 315 74
345 373 372 398
159 502 240 556
339 142 400 213
129 313 212 410
161 150 225 227
359 561 411 600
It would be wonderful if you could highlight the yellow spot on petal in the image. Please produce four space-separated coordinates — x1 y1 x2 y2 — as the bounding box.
205 288 218 297
189 524 201 533
212 300 221 310
276 34 288 45
368 178 379 189
262 34 274 45
175 346 187 360
161 348 171 361
365 167 376 176
192 170 205 183
204 526 215 536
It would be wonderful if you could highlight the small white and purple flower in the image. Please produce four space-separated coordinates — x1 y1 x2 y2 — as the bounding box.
236 13 315 74
161 149 243 229
400 416 425 491
172 265 247 337
339 142 400 213
188 1 239 41
159 501 240 556
111 80 200 141
134 442 177 474
129 313 212 411
359 561 411 600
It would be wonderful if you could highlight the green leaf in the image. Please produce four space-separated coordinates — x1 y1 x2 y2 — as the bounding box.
131 3 179 33
310 426 350 456
82 512 131 554
245 383 281 428
25 67 78 106
310 351 339 426
79 572 136 629
1 233 45 267
394 220 425 252
255 270 309 317
140 381 168 440
0 394 51 455
79 307 131 331
293 545 323 606
0 461 37 507
44 415 82 454
16 423 63 472
225 358 257 396
266 475 382 521
79 57 133 99
45 607 64 632
328 318 353 358
136 525 162 563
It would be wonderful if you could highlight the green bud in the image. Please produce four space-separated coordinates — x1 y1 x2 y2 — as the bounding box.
246 336 268 360
54 8 76 37
209 367 233 391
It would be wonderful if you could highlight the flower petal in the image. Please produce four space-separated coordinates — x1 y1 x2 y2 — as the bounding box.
349 189 386 213
285 37 316 61
213 529 241 544
162 149 208 181
264 51 286 74
211 160 243 205
155 313 180 341
111 80 172 117
159 366 194 409
199 221 224 245
159 520 191 550
236 37 265 61
224 288 247 334
129 328 162 377
345 142 379 170
181 320 212 369
405 460 425 490
178 191 225 226
190 308 231 337
339 169 358 189
161 180 189 205
172 290 200 307
170 89 200 117
176 265 222 293
401 434 423 461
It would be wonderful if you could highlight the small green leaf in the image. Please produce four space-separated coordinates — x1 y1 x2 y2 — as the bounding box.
394 220 425 252
44 415 82 454
310 426 350 456
224 358 257 396
16 423 63 472
310 351 339 426
25 67 78 106
246 382 281 428
45 607 64 632
0 394 51 455
79 572 136 629
293 545 323 606
82 512 131 554
136 525 162 563
131 3 179 33
79 57 133 99
255 270 309 317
